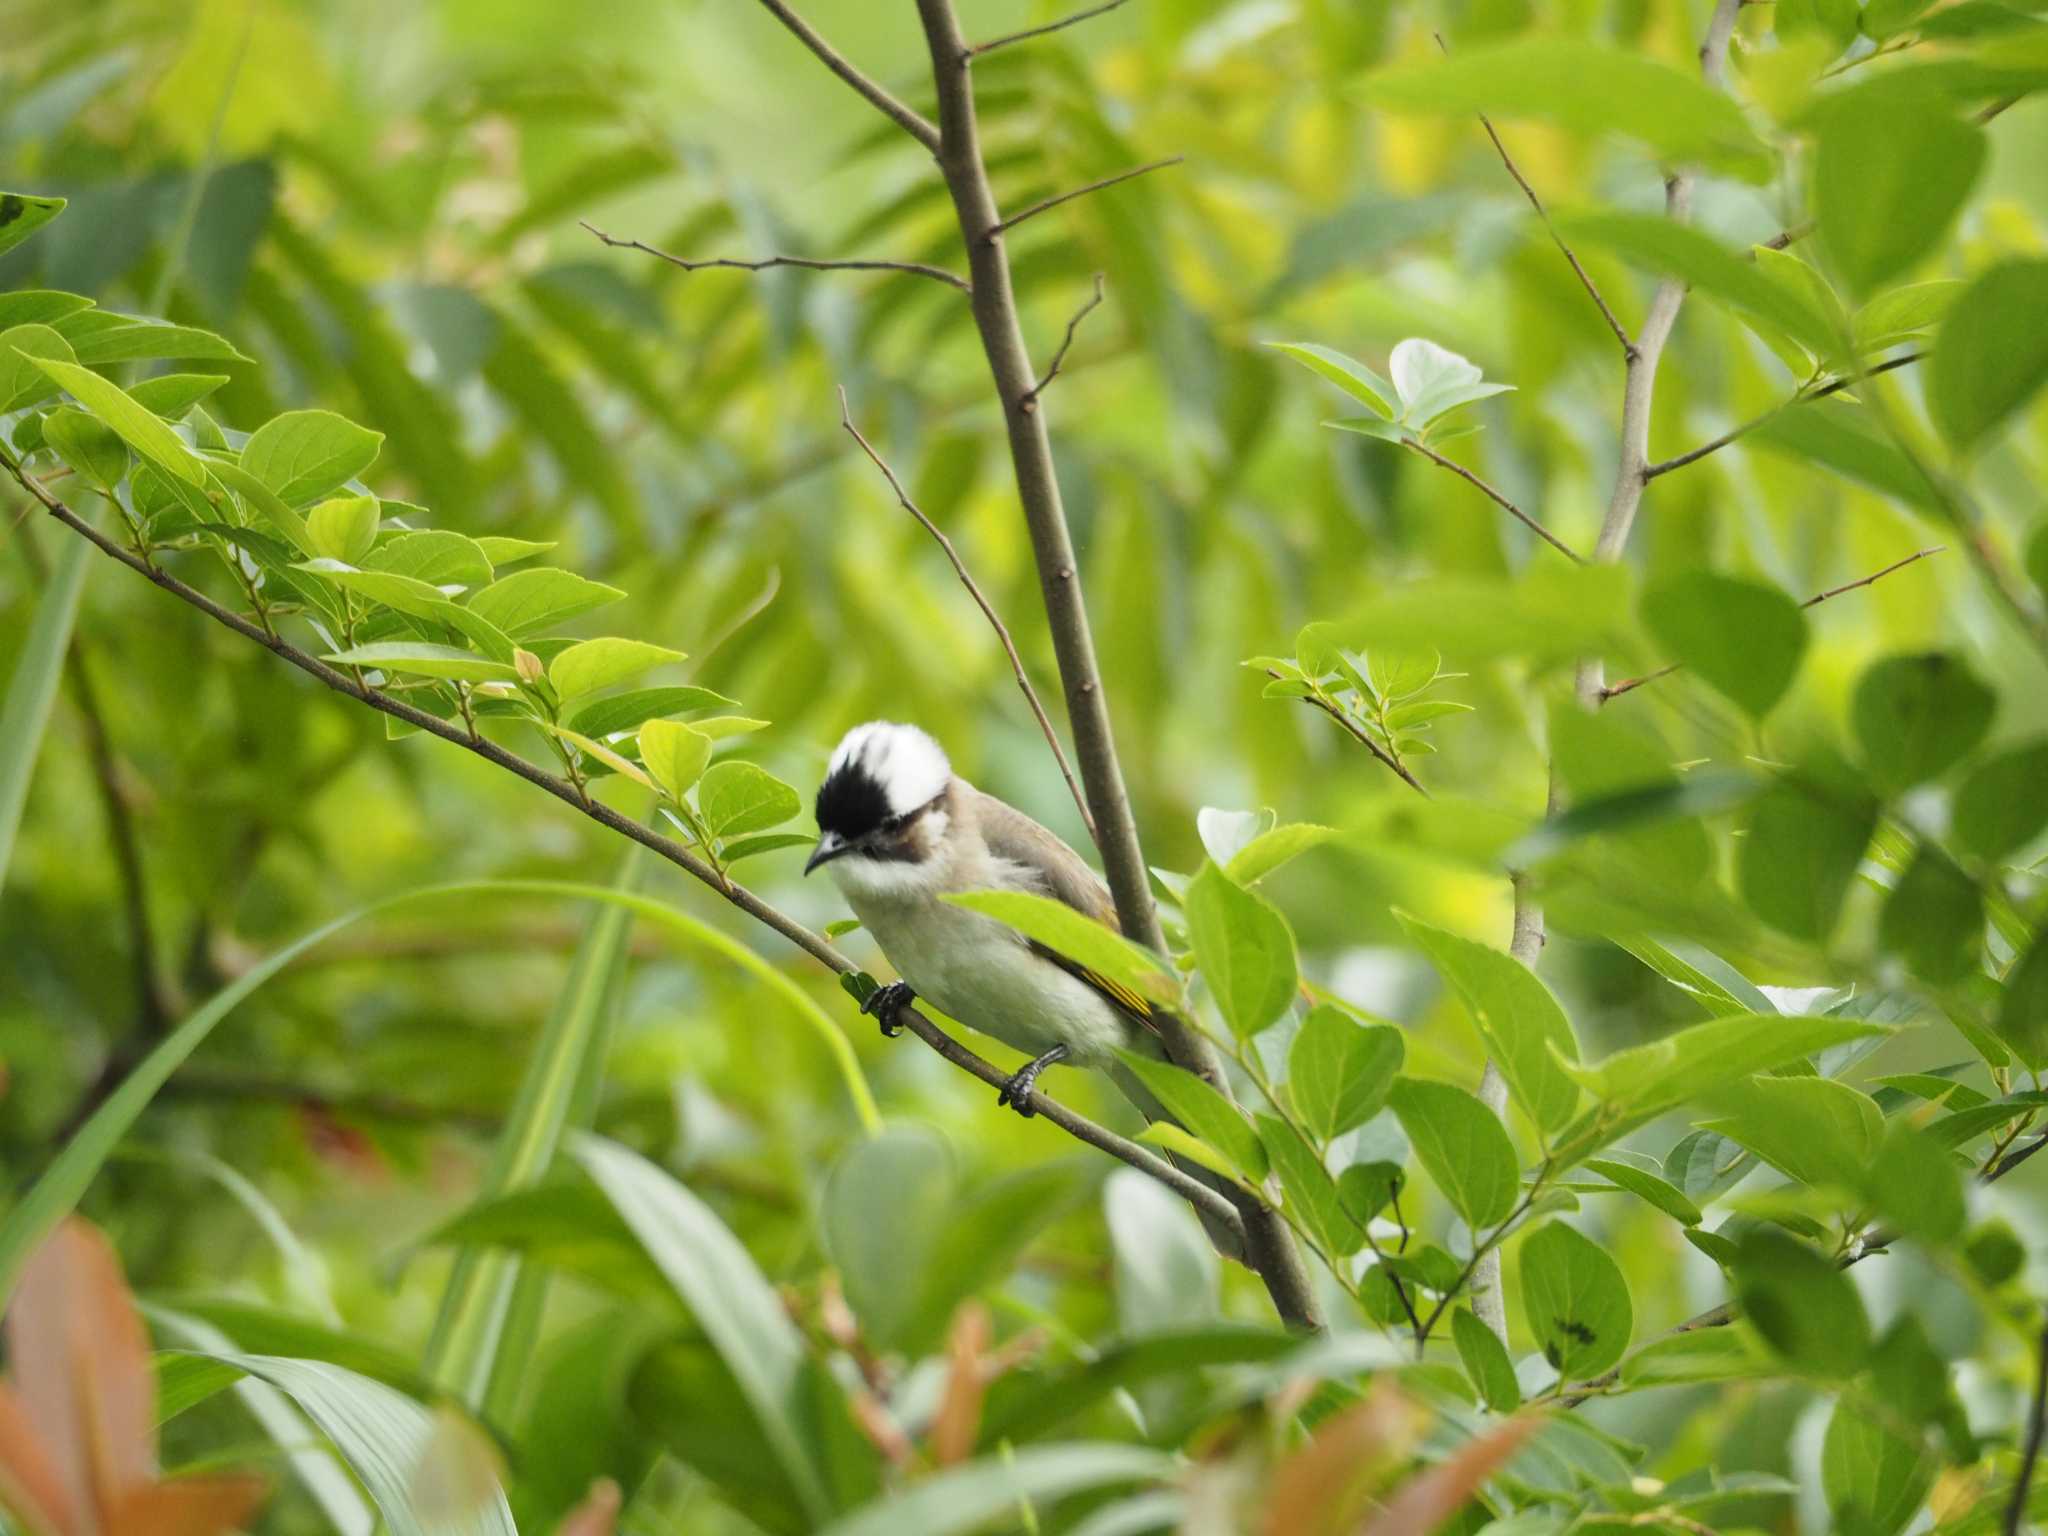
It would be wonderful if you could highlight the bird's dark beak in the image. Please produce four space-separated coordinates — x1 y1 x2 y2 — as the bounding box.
804 832 849 876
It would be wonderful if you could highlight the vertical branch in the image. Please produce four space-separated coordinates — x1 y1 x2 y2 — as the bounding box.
909 0 1321 1331
2007 1318 2048 1536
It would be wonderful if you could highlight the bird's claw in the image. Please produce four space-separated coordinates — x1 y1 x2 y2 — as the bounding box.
861 980 915 1038
995 1044 1069 1119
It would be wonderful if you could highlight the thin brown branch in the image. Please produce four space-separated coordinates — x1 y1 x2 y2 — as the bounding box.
837 386 1099 849
1643 352 1928 480
751 0 942 151
1756 219 1813 255
1435 33 1630 355
1277 675 1430 798
1021 273 1105 413
1400 439 1585 564
581 222 969 293
1600 546 1945 701
985 157 1183 243
964 0 1132 57
2009 1318 2048 1536
11 465 1237 1237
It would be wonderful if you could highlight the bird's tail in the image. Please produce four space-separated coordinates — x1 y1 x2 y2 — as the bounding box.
1107 1054 1254 1266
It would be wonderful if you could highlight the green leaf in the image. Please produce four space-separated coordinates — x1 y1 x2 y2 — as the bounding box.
1821 1399 1937 1536
125 372 229 417
815 1445 1173 1536
1567 215 1838 354
1583 1158 1701 1226
30 356 208 485
1559 1012 1889 1119
1287 1004 1403 1140
1750 400 1943 511
0 291 94 329
0 322 74 412
565 685 739 739
1815 94 1986 297
1931 258 2048 448
323 642 519 683
0 537 88 889
473 535 555 565
205 457 317 556
39 407 125 491
1854 653 1998 799
63 318 250 366
0 191 66 258
719 833 816 866
467 568 626 636
1225 822 1340 884
1863 1120 1966 1245
1640 572 1807 718
1880 847 1982 985
548 637 687 701
1519 1220 1632 1381
1998 930 2048 1070
1388 337 1512 426
1257 1114 1365 1256
1854 281 1962 353
1114 1050 1268 1180
638 718 713 799
294 559 452 619
1733 1227 1870 1375
1738 770 1878 942
1701 1074 1884 1190
1387 1077 1519 1228
1620 1328 1768 1388
1953 738 2048 861
181 1352 515 1536
1451 1308 1521 1411
241 408 384 505
1395 912 1580 1132
1267 341 1394 415
1337 1161 1405 1228
366 530 494 590
699 760 803 838
946 889 1181 1007
575 1136 831 1523
306 494 381 564
1185 862 1298 1036
1362 42 1769 177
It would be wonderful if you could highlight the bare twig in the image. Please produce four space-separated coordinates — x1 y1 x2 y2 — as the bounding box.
1436 33 1630 355
1643 352 1927 480
1600 546 1945 701
10 466 1238 1237
582 222 969 293
751 0 942 151
2009 1319 2048 1536
838 387 1099 848
985 157 1183 243
1022 274 1105 413
909 0 1318 1329
1400 439 1585 564
964 0 1133 57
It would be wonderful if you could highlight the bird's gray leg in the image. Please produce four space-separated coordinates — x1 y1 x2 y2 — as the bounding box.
861 980 916 1038
997 1043 1070 1118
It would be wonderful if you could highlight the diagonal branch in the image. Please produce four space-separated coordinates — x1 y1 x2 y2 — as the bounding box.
1021 273 1105 413
837 386 1099 849
985 157 1183 243
1273 672 1430 798
1642 352 1927 480
582 223 969 293
8 467 1238 1238
751 0 942 151
1436 33 1630 355
1400 439 1585 563
964 0 1133 58
1600 546 1945 702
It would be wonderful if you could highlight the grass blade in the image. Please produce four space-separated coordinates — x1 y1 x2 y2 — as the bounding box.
0 534 87 888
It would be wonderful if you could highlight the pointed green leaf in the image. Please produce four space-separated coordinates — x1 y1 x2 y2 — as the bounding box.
1287 1005 1404 1140
241 409 384 505
1387 1077 1518 1228
1520 1221 1632 1380
1185 863 1298 1037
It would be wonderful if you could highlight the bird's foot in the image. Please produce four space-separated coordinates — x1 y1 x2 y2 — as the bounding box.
996 1044 1070 1119
861 980 916 1038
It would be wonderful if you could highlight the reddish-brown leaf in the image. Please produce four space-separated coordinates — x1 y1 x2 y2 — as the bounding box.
105 1475 266 1536
930 1303 992 1467
1262 1379 1418 1536
552 1477 622 1536
0 1382 80 1536
1358 1413 1543 1536
7 1220 155 1525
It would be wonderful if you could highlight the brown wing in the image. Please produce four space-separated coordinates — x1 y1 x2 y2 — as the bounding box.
970 787 1159 1030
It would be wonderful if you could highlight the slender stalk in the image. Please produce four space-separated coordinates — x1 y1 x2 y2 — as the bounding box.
751 0 941 151
1642 352 1927 480
1022 274 1105 412
1400 439 1584 563
964 0 1133 58
909 0 1319 1329
984 158 1184 242
2007 1326 2048 1534
582 223 969 292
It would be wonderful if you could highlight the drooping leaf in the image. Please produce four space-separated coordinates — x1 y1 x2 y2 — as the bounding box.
1257 1114 1365 1256
1931 258 2048 447
1733 1228 1870 1376
1387 1077 1519 1229
1451 1308 1521 1412
1821 1398 1937 1536
1184 863 1298 1036
1114 1050 1267 1180
1815 93 1986 297
1879 847 1983 985
0 537 88 889
1287 1005 1404 1140
1567 215 1838 354
1519 1220 1632 1381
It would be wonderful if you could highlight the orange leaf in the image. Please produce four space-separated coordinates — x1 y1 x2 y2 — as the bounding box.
1358 1412 1543 1536
552 1477 622 1536
105 1475 266 1536
7 1219 155 1526
1262 1379 1418 1536
930 1303 991 1468
0 1383 80 1536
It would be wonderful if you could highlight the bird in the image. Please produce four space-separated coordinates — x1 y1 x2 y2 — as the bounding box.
804 721 1250 1262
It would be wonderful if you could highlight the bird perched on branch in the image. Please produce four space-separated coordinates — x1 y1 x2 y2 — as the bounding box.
805 722 1248 1260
